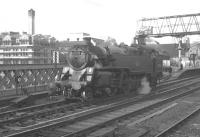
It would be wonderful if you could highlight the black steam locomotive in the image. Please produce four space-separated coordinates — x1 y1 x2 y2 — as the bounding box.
49 37 169 100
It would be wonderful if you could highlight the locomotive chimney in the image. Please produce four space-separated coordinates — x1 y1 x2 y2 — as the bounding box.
28 9 35 35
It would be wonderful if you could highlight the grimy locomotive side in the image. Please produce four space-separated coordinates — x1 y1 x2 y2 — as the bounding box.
49 37 169 100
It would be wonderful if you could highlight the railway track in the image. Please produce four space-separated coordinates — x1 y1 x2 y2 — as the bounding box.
0 99 85 128
0 75 196 112
0 76 197 137
154 105 200 137
2 77 200 137
157 75 199 89
0 76 195 117
0 76 198 129
155 76 200 94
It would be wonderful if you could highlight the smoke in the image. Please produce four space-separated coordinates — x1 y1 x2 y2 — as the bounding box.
138 77 151 94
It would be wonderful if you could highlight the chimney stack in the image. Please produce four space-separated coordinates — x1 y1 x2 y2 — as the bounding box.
28 9 35 35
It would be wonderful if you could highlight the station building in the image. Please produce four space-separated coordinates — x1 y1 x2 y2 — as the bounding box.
0 31 57 64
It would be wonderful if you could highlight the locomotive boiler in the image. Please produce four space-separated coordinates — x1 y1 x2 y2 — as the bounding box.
49 37 168 100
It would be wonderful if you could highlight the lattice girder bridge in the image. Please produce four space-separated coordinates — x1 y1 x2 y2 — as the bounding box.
0 64 64 96
136 13 200 38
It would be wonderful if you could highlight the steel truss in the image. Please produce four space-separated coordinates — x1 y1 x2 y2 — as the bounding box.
136 13 200 38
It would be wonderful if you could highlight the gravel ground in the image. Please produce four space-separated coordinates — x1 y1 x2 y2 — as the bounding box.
129 89 200 137
94 89 200 137
33 95 66 105
166 91 200 137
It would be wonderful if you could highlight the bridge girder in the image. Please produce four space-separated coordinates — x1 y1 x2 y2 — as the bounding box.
0 64 65 96
136 13 200 38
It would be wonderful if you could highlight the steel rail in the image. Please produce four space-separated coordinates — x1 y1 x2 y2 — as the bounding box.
158 76 199 87
155 77 199 93
0 77 198 127
4 79 200 137
0 76 195 119
154 105 200 137
0 100 67 118
61 85 200 137
0 103 81 125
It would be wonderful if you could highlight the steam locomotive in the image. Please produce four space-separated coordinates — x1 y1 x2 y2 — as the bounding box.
49 37 169 100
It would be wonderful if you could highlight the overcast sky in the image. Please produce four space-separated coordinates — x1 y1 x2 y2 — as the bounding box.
1 0 200 44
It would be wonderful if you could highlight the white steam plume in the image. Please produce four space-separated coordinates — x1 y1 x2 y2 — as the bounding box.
138 77 151 94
